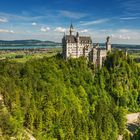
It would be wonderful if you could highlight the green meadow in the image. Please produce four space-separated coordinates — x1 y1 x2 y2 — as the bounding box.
0 48 61 63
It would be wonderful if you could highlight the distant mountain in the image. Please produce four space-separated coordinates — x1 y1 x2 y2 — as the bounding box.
0 40 62 46
112 44 140 50
96 43 140 50
0 40 140 50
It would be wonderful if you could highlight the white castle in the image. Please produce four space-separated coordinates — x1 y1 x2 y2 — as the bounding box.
62 24 111 66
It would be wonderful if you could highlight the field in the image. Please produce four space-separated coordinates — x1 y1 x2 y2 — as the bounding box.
129 50 140 66
129 50 140 58
0 48 61 63
0 48 140 66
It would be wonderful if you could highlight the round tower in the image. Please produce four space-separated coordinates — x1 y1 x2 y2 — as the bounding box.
106 36 111 52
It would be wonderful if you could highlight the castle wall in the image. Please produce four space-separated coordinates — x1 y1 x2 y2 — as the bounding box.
92 48 98 64
97 49 107 67
62 25 111 66
65 42 92 59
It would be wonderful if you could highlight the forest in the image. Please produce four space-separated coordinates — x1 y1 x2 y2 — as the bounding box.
0 50 140 140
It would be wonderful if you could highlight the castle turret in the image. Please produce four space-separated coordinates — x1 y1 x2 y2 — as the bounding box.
69 23 74 35
76 32 80 42
76 32 80 57
106 36 111 52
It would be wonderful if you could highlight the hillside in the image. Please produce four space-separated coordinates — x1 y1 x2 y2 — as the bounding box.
0 40 140 50
0 51 140 140
112 44 140 50
0 40 61 46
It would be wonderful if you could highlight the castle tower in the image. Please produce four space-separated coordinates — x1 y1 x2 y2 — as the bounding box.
106 36 111 52
69 23 74 35
76 32 80 42
62 24 93 60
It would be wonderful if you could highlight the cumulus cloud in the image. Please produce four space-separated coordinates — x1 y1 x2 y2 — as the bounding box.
55 27 66 33
80 29 88 33
94 28 137 40
111 34 115 38
40 27 50 32
119 35 130 40
32 22 37 26
118 29 130 33
10 30 14 33
0 18 8 23
86 28 140 44
112 29 138 40
0 29 14 33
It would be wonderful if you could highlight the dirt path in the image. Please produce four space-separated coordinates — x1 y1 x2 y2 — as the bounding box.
118 113 140 140
126 113 140 135
127 113 140 124
24 129 36 140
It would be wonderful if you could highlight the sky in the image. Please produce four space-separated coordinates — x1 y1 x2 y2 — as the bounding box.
0 0 140 44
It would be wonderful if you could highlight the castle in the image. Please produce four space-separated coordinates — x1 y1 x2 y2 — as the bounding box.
62 24 111 66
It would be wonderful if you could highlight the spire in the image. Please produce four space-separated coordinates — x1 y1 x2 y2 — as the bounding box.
106 36 110 43
76 32 79 37
70 23 73 29
76 32 80 43
63 32 66 37
69 22 74 35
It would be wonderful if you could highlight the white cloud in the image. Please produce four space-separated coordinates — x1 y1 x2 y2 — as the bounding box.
80 29 88 33
40 27 50 32
111 34 115 38
0 18 8 23
0 29 14 33
84 28 140 44
0 12 46 23
120 17 139 20
115 29 138 40
119 35 130 40
59 10 88 19
80 19 109 26
10 30 14 33
32 22 37 26
118 29 130 33
55 27 66 33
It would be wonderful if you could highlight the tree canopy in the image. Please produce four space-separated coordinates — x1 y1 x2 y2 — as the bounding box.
0 50 139 139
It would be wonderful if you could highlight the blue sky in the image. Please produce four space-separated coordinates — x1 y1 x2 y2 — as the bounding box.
0 0 140 44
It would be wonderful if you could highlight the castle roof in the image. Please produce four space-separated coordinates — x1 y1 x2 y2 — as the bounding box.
64 35 92 44
65 35 76 43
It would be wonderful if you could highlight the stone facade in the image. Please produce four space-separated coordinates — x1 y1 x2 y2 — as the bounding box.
62 24 111 67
